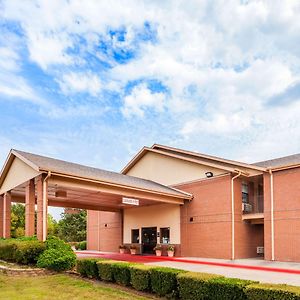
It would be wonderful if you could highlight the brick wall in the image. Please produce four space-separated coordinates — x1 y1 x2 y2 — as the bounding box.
87 210 122 252
264 167 300 262
178 175 232 259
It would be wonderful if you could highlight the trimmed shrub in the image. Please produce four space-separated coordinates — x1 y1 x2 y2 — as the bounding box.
207 277 256 300
177 271 223 300
0 239 17 261
97 260 115 281
14 240 45 265
0 238 45 265
130 264 152 291
76 258 102 278
75 241 87 250
245 283 300 300
111 262 132 286
150 267 185 297
37 237 76 271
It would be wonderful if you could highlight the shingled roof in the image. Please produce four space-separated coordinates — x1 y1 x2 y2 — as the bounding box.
8 149 191 199
253 153 300 169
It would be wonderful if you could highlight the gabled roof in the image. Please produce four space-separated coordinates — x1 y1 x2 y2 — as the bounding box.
253 153 300 169
121 144 267 175
0 149 192 199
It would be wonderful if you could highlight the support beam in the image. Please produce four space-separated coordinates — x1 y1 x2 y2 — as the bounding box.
0 195 3 238
36 176 48 241
25 179 35 236
3 191 11 238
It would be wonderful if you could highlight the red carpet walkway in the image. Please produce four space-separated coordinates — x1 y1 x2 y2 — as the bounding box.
76 251 300 275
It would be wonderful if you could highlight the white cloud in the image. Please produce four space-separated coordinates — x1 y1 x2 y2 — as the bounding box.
122 83 165 117
58 72 102 96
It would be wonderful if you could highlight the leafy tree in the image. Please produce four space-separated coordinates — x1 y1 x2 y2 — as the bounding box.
10 203 58 238
11 204 25 238
57 210 86 242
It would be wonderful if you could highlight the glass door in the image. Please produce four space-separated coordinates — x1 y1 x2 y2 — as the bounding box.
141 227 157 254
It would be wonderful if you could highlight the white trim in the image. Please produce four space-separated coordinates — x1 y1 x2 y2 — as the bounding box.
269 170 275 261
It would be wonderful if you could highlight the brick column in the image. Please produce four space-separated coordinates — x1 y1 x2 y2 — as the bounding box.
3 192 11 238
36 175 48 241
0 195 3 238
25 179 35 236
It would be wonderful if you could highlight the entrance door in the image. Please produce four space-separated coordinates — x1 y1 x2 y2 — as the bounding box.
141 227 157 254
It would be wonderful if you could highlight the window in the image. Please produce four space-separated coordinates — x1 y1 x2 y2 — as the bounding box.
131 229 139 243
242 182 249 203
160 227 170 244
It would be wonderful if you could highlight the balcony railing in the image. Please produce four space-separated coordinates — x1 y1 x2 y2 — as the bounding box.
242 195 264 214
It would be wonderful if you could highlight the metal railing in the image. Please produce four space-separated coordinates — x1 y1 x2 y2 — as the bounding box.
242 195 264 214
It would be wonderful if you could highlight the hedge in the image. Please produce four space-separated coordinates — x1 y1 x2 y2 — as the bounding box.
245 283 300 300
177 271 223 300
207 277 257 300
0 238 45 265
79 258 300 300
77 258 101 279
97 260 116 281
129 265 152 291
150 267 185 297
75 241 87 251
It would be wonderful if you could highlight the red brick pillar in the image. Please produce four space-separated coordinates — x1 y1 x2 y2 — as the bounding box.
3 192 11 238
0 195 3 238
25 179 35 237
36 175 48 241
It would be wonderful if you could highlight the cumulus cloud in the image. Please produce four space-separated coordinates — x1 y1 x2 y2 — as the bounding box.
122 83 165 117
58 72 102 96
0 0 300 165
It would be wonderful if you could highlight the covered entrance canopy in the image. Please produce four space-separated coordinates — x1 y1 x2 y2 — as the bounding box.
0 149 192 241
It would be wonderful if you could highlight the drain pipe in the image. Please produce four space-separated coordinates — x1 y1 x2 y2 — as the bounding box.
43 171 51 241
231 171 242 260
269 169 275 261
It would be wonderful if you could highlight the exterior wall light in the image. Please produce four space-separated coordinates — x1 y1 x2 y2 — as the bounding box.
205 172 214 178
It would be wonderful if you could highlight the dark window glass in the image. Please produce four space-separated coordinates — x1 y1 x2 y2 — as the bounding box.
131 229 139 243
160 227 170 244
242 183 249 203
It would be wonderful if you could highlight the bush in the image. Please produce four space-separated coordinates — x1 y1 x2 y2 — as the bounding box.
111 262 132 286
76 258 102 278
75 241 87 250
97 260 115 281
0 238 45 265
207 277 256 300
177 272 255 300
150 267 185 297
37 236 76 271
130 264 152 291
14 240 45 265
177 272 222 300
245 283 300 300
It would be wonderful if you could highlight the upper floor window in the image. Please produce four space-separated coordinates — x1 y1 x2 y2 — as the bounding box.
242 182 249 203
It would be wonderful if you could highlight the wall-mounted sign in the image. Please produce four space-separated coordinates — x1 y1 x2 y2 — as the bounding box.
122 197 139 206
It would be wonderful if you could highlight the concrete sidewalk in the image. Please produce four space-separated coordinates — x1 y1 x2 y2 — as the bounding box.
76 251 300 286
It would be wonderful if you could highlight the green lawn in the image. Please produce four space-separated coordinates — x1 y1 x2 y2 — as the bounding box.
0 274 153 300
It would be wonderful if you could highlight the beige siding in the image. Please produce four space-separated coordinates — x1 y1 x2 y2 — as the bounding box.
123 204 180 244
0 157 39 194
126 151 226 185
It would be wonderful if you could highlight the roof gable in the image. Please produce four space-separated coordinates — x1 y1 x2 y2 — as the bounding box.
122 144 266 176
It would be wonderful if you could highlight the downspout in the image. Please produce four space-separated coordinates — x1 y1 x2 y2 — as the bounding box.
231 171 242 260
43 171 51 241
269 169 275 261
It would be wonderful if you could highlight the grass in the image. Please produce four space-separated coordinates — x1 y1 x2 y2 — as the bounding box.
0 274 153 300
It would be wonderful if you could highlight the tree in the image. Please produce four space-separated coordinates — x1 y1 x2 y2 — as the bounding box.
57 210 86 242
10 203 58 238
11 204 25 238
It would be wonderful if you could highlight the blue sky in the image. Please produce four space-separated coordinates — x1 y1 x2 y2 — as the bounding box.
0 1 300 219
